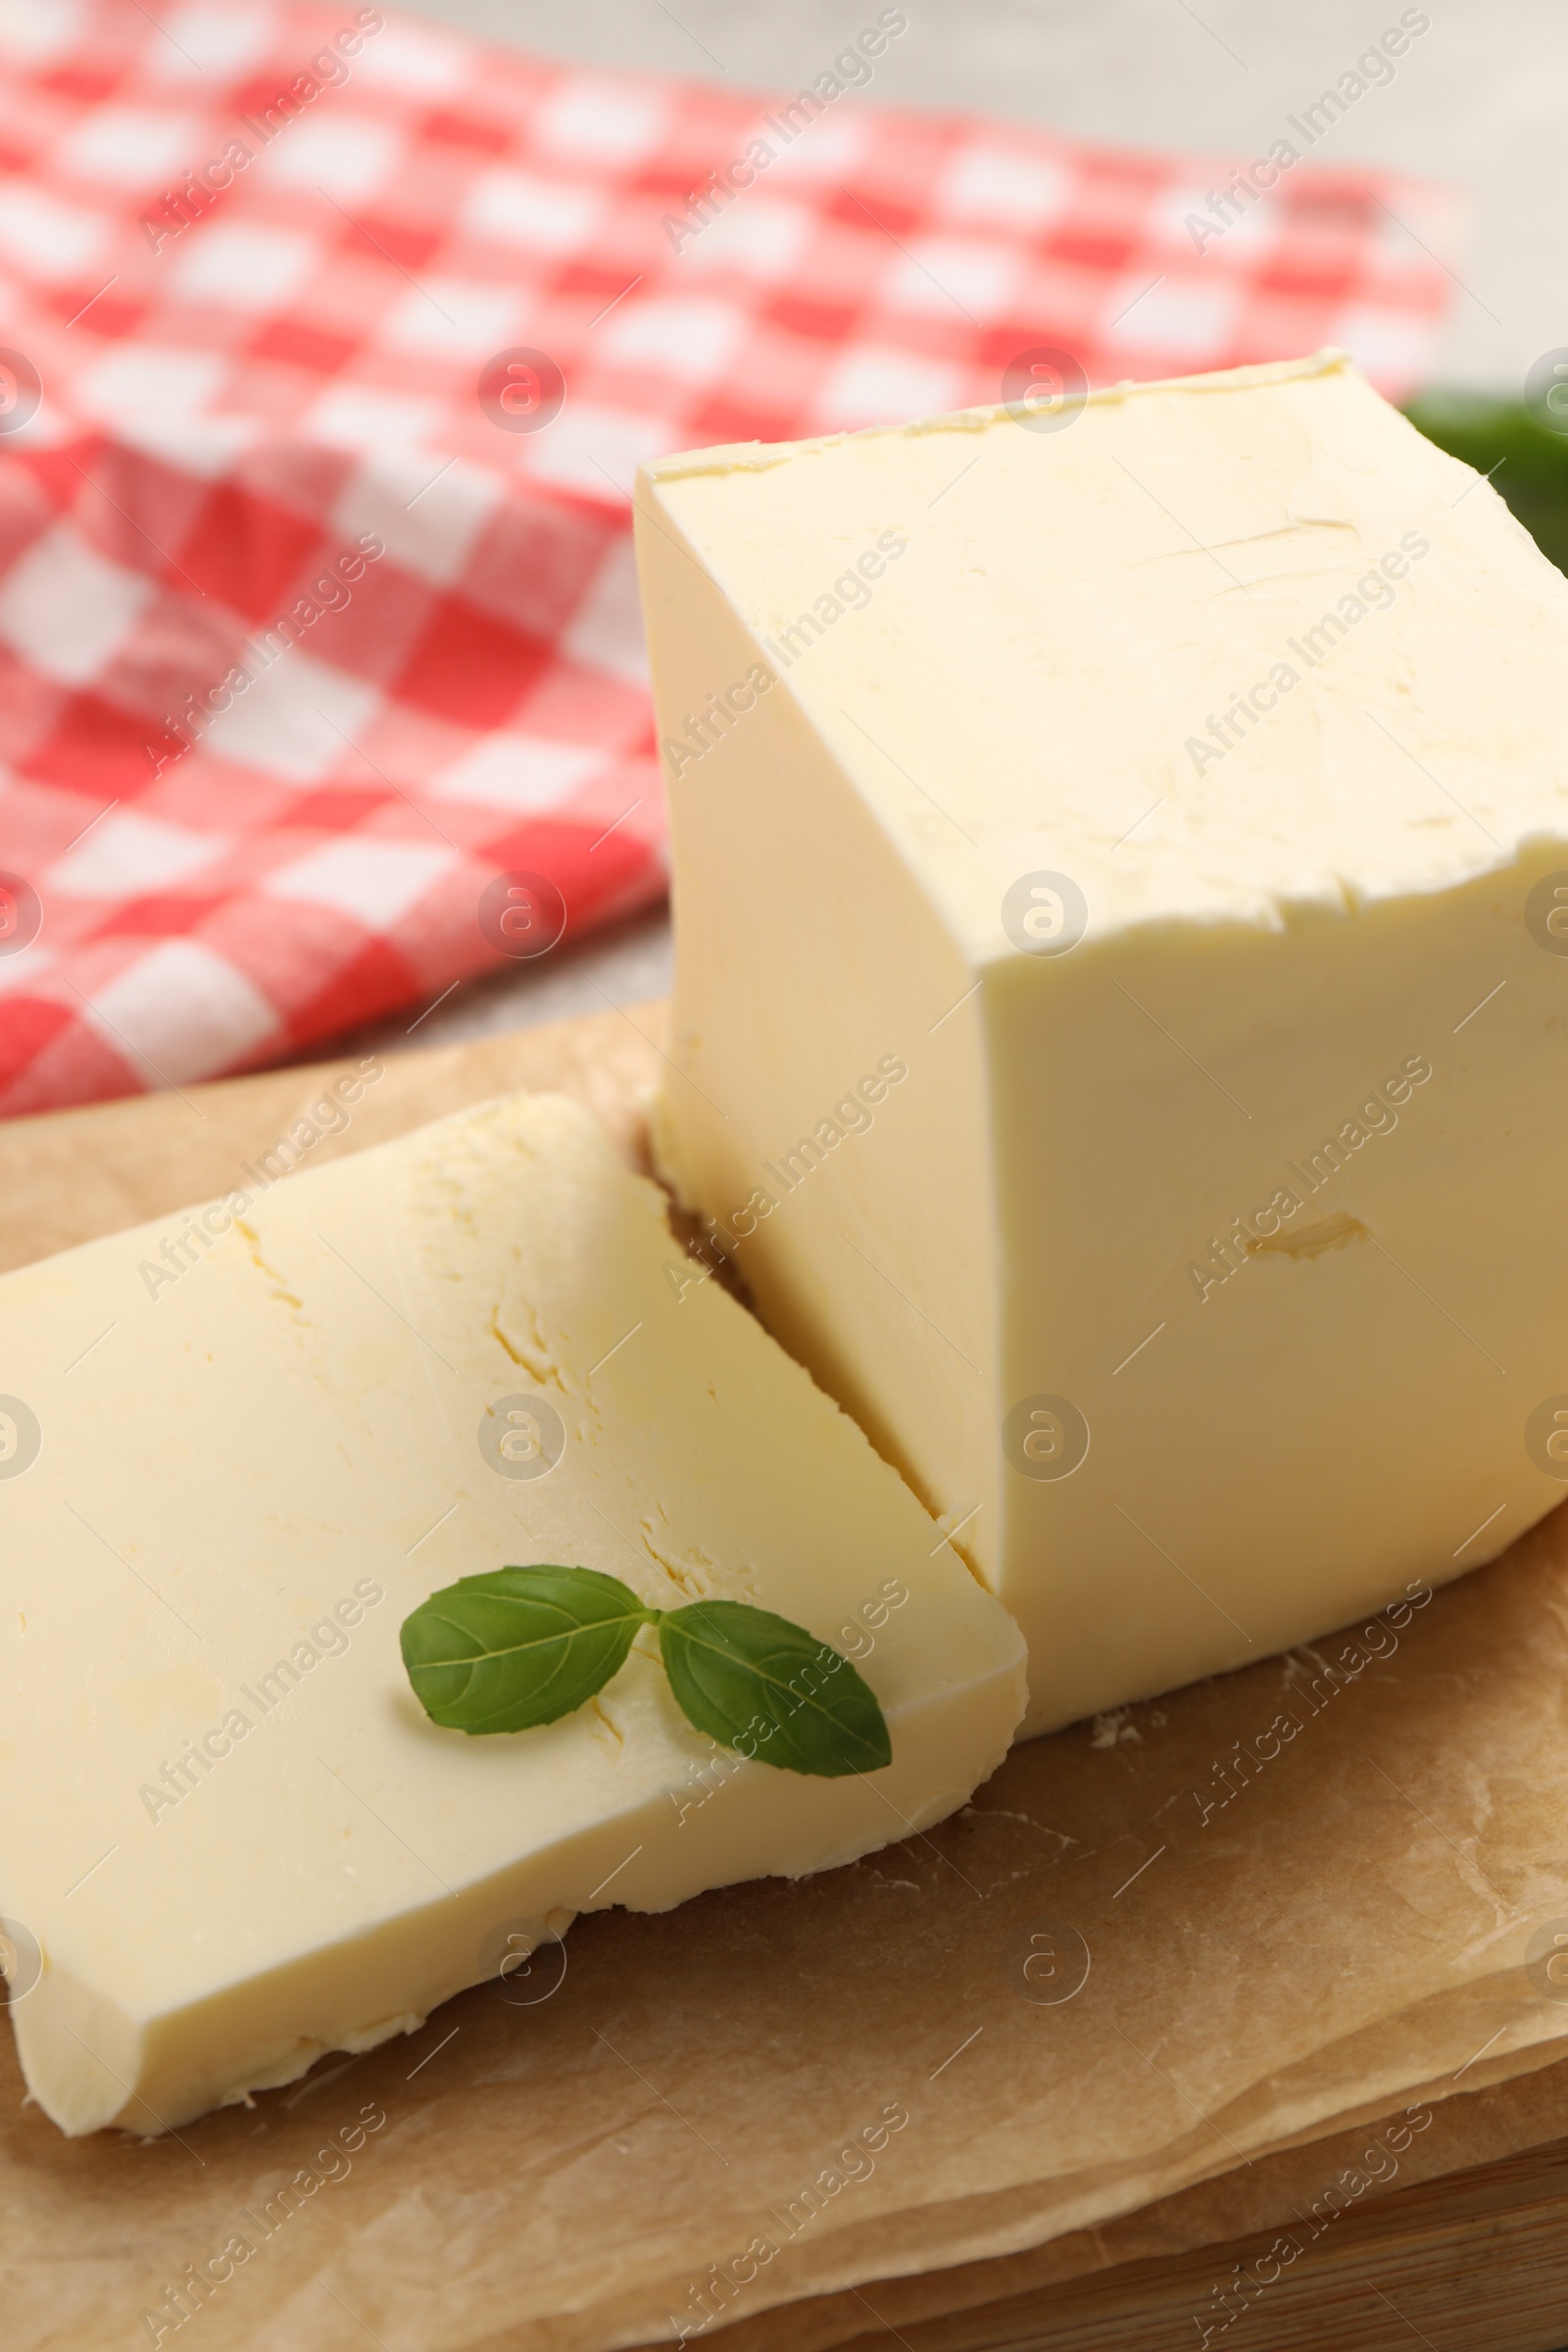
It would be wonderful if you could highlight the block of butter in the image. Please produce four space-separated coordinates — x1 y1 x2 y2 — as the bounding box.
636 350 1568 1736
0 1094 1024 2134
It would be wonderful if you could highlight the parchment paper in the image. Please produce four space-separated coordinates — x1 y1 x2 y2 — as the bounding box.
6 1004 1568 2352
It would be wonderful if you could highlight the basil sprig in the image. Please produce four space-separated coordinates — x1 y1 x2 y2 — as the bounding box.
401 1566 891 1778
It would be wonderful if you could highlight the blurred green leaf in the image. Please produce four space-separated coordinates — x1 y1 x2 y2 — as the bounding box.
1404 393 1568 577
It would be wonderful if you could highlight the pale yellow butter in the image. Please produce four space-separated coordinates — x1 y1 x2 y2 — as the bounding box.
0 1094 1025 2133
636 351 1568 1734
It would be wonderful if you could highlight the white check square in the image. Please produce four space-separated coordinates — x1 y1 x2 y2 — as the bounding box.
461 168 605 256
201 649 381 786
560 538 647 684
56 105 203 188
330 452 501 591
47 811 226 901
170 223 317 312
266 838 458 928
85 941 277 1083
432 733 604 812
0 184 107 282
532 77 666 166
0 522 152 688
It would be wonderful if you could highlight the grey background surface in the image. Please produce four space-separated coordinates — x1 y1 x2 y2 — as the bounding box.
335 0 1565 1060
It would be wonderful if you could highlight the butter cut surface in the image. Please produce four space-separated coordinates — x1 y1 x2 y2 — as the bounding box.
635 351 1568 1736
0 1094 1026 2136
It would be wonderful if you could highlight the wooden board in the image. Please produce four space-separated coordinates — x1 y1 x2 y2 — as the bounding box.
880 2139 1568 2350
710 2127 1568 2350
6 1007 1568 2352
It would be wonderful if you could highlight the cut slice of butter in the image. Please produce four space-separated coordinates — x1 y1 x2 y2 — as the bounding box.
0 1093 1025 2135
635 350 1568 1736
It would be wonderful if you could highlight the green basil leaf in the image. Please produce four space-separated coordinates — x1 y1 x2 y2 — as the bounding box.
401 1565 651 1735
658 1600 892 1778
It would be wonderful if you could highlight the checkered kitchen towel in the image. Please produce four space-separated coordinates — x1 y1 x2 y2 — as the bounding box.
0 0 1460 1114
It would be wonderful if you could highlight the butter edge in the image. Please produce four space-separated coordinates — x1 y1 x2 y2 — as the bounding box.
638 349 1352 487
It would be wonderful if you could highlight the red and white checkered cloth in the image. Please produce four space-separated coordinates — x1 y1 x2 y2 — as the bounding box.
0 0 1460 1116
